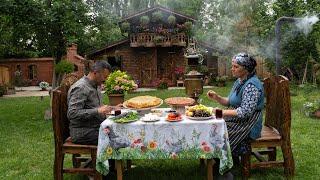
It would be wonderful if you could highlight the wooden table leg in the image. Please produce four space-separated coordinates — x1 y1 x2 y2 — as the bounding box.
207 159 214 180
116 160 123 180
127 160 132 170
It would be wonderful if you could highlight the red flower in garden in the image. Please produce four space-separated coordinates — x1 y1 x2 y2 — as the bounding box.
201 141 207 146
134 138 142 144
202 145 211 153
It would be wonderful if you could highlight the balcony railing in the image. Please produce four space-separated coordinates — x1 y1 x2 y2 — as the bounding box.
130 33 187 47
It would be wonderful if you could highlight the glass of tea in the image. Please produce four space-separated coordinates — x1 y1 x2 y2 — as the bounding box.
215 109 223 119
114 109 121 116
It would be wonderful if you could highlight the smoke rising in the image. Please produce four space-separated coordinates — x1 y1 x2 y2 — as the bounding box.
295 15 319 36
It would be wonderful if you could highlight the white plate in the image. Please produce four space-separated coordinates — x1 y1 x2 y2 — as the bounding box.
186 115 214 121
141 118 160 122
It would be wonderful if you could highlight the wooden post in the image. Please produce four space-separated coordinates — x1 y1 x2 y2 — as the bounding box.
116 160 123 180
207 159 214 180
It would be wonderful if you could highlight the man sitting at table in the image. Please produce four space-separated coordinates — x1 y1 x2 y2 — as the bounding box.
67 60 116 145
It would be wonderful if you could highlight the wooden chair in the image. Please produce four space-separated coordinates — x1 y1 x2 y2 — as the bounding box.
52 73 102 180
241 75 295 177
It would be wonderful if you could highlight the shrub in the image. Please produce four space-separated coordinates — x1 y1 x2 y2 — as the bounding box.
0 85 5 97
55 60 74 74
152 78 168 90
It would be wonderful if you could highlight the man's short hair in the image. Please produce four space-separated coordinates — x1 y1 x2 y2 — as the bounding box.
90 60 112 72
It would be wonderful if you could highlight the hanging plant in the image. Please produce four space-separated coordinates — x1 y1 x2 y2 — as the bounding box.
140 16 150 27
184 21 193 31
152 11 163 22
167 15 176 26
121 22 130 32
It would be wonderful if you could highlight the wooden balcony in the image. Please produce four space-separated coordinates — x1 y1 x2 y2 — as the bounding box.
130 33 187 47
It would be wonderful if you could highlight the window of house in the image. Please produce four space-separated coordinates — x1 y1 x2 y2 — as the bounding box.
28 65 37 79
108 56 122 71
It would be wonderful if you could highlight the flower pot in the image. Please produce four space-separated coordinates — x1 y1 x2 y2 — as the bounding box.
108 94 125 106
41 88 47 91
313 110 320 118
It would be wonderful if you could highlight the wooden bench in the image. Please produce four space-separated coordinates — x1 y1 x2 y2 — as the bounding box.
52 73 102 180
241 75 295 178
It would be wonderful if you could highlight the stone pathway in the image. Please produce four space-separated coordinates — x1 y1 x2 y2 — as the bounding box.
2 86 216 98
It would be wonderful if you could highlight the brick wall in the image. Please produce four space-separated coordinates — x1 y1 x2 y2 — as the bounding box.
0 58 54 85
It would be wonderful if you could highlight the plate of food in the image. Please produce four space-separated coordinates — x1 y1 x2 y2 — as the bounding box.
166 112 183 122
141 113 161 122
109 111 139 123
123 96 163 110
164 97 195 106
164 97 195 114
185 104 214 121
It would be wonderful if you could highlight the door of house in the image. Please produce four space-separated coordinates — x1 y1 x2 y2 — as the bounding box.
157 48 174 84
0 66 10 85
140 50 157 87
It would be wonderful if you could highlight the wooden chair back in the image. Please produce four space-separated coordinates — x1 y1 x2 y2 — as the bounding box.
242 75 294 177
264 75 291 138
52 73 82 143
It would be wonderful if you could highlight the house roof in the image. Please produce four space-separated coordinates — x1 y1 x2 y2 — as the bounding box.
0 57 54 62
86 39 129 58
121 5 196 23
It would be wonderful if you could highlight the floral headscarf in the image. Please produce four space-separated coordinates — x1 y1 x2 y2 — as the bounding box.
232 53 257 74
232 53 257 95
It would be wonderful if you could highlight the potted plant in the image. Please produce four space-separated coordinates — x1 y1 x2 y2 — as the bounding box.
153 35 164 45
120 22 130 32
167 15 176 26
152 11 163 22
39 81 49 91
215 76 228 87
105 70 138 106
303 99 320 118
140 16 150 28
184 21 193 36
174 67 185 80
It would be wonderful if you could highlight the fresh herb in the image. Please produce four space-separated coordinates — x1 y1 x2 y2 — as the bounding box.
110 111 139 123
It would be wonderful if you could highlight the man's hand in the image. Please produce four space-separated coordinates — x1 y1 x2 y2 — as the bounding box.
207 90 218 100
98 105 113 115
115 103 123 110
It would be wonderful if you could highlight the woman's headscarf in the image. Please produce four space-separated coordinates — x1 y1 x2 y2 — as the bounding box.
233 53 257 74
232 53 257 95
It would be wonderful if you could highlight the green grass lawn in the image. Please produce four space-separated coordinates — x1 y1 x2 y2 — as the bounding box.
0 82 319 179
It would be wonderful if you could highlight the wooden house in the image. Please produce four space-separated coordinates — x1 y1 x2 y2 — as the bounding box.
87 5 218 87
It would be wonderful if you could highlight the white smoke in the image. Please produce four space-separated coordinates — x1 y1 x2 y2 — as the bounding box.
295 15 319 35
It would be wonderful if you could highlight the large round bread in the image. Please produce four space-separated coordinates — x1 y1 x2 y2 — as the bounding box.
125 96 162 109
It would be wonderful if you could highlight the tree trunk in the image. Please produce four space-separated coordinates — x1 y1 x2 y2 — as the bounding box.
301 61 308 84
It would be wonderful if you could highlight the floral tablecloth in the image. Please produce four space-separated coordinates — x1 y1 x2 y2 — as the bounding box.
96 109 233 175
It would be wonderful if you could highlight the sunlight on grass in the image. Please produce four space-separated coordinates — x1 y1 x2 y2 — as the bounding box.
0 82 319 179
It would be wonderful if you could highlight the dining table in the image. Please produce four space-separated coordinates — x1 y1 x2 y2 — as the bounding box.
96 108 233 179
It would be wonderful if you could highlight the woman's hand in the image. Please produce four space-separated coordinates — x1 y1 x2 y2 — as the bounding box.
207 90 218 101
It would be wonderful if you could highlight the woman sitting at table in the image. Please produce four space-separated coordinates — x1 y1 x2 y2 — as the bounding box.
207 52 264 153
